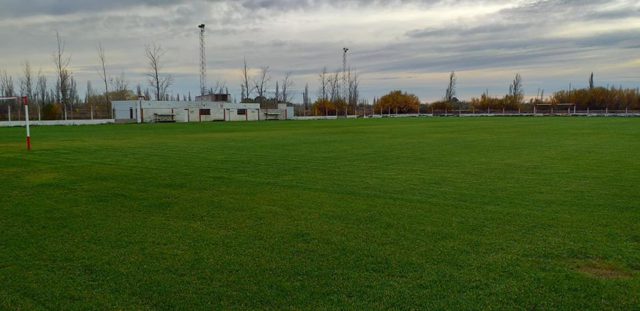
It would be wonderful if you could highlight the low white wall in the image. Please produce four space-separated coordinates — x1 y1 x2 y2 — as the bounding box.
0 119 115 127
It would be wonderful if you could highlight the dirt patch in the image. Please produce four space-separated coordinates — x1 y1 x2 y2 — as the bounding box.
576 260 633 280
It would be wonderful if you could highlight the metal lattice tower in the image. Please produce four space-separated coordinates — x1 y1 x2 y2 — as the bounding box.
342 47 349 103
198 24 206 97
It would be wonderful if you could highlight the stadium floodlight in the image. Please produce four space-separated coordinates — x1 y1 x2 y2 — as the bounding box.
0 96 31 150
198 24 206 97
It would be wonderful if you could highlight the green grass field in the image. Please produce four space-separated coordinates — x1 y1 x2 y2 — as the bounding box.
1 118 639 309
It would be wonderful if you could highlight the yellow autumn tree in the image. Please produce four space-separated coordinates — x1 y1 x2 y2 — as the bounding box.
374 90 420 114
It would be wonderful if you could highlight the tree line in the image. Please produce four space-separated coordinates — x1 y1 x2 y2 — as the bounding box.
0 32 184 120
371 71 640 115
2 31 639 121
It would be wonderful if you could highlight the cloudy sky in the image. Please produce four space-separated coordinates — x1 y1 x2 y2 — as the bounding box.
1 0 639 102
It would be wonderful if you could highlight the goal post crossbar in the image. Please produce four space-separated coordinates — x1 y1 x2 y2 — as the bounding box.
0 96 31 151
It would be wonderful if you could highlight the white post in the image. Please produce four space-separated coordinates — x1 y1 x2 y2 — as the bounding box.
8 105 11 123
24 97 31 151
137 99 142 124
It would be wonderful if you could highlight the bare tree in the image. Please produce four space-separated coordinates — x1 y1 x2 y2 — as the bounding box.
1 70 16 120
445 71 456 102
20 61 34 104
253 66 270 102
36 70 47 120
281 72 294 104
318 67 328 101
53 31 72 119
211 81 227 94
275 81 280 102
85 80 94 119
108 71 131 100
509 73 523 104
303 83 310 113
97 43 110 105
589 72 594 90
145 43 173 100
70 77 79 105
48 89 55 107
328 70 340 102
0 70 15 97
110 71 129 93
348 69 360 107
241 57 252 101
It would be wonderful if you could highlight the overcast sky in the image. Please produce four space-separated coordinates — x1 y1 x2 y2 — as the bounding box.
1 0 639 102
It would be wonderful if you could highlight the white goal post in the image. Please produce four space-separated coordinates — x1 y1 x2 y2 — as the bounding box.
0 96 31 151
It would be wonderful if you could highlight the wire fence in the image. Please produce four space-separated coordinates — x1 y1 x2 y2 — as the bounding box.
0 103 112 121
2 102 639 122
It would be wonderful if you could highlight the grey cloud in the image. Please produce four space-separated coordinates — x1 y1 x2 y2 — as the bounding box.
0 0 638 102
1 0 476 18
0 0 181 17
399 0 640 72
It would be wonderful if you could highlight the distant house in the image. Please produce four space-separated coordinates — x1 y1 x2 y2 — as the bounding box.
112 100 293 123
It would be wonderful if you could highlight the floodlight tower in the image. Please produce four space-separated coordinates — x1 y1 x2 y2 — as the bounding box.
342 47 349 94
198 24 206 97
342 47 349 115
343 47 349 68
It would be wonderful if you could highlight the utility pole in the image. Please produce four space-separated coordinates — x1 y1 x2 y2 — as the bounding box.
198 24 206 97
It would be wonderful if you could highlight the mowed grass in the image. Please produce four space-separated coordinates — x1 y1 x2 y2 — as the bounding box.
0 117 639 309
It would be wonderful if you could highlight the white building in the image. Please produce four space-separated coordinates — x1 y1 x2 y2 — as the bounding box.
112 100 294 123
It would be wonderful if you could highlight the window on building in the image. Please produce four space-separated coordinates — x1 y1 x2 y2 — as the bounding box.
199 109 211 116
237 109 247 115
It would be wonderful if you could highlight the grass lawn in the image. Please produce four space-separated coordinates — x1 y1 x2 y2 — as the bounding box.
1 117 639 309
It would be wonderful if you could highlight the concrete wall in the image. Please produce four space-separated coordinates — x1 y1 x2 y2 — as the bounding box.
224 108 260 121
